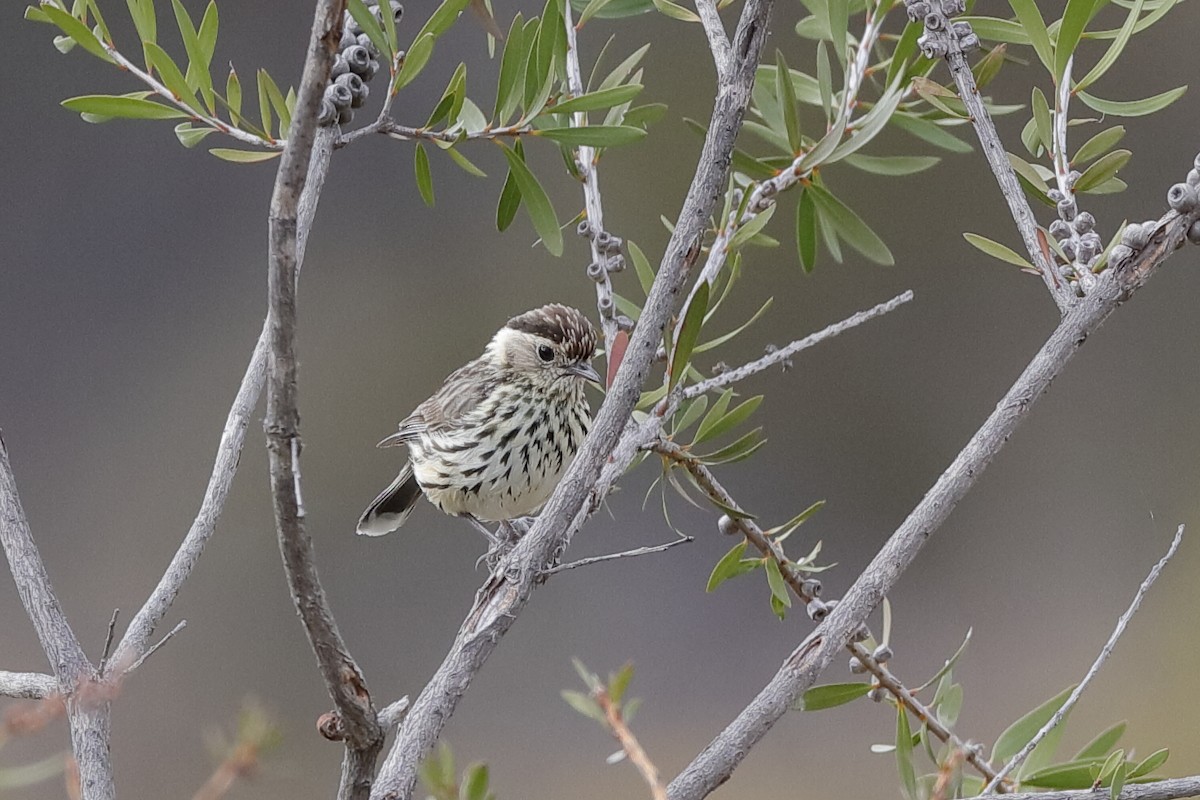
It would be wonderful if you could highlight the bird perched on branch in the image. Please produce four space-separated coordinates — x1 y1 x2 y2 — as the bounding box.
357 304 600 545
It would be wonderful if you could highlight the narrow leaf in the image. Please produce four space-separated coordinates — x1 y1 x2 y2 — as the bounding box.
498 141 561 255
394 32 436 91
40 5 113 62
963 232 1035 269
1077 0 1143 91
1008 0 1054 72
1072 125 1125 166
896 705 918 800
1074 148 1131 192
209 147 282 163
62 94 186 119
670 282 708 389
535 126 647 147
1075 722 1126 760
992 685 1076 764
551 84 643 115
1055 0 1094 81
796 187 817 273
764 557 791 608
807 184 893 265
414 143 435 206
1078 86 1187 117
706 540 756 591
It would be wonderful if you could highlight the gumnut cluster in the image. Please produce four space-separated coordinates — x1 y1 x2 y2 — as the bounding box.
576 220 626 321
904 0 979 59
1047 181 1103 294
318 2 403 127
1109 152 1200 268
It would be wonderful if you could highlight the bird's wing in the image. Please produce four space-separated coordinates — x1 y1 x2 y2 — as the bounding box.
378 359 497 447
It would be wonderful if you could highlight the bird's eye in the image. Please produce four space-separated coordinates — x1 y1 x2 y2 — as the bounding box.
536 344 555 362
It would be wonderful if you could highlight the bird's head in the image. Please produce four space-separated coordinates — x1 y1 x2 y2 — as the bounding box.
488 304 600 385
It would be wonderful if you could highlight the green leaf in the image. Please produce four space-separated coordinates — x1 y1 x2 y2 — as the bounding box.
561 690 606 723
807 184 893 265
694 389 733 441
768 499 825 542
1078 86 1187 116
695 298 772 354
259 70 291 134
347 0 391 59
415 0 472 39
226 67 242 120
414 143 435 206
40 4 113 62
896 705 918 800
842 154 940 176
827 82 905 164
444 147 487 178
886 21 922 86
209 147 282 163
461 763 489 800
25 6 53 24
1072 125 1125 166
1110 759 1127 800
197 1 218 65
1075 722 1126 760
764 558 792 608
394 32 436 91
255 68 273 138
728 204 776 251
1129 748 1169 779
174 122 215 147
623 102 667 130
915 628 972 692
1073 148 1131 192
796 187 817 273
1008 0 1054 72
674 395 709 436
126 0 157 48
693 396 762 445
1077 0 1143 91
1023 759 1109 789
670 282 708 389
1055 0 1095 81
628 240 655 296
535 126 647 147
992 685 1076 764
698 427 766 465
0 752 65 790
707 540 759 591
170 0 214 110
551 84 643 115
776 50 801 153
571 0 654 17
608 662 634 704
973 43 1009 89
493 12 526 122
964 232 1035 269
62 94 186 119
651 0 700 21
1031 87 1053 153
960 15 1031 44
1008 152 1050 193
497 141 561 255
889 113 972 153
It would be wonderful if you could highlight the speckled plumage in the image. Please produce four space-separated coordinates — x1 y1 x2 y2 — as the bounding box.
357 305 599 536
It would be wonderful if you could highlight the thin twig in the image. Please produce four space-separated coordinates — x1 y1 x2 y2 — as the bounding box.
975 776 1200 800
681 291 914 399
377 696 411 728
263 7 384 800
122 620 186 676
983 524 1186 793
597 688 668 800
562 0 620 356
370 3 776 796
695 0 731 80
97 609 119 676
0 671 58 700
541 536 693 576
1049 56 1100 294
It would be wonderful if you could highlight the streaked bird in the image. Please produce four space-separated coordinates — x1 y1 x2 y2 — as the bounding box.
357 304 600 541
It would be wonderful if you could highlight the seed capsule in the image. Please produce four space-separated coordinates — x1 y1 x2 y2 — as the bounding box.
576 219 593 238
849 657 868 674
357 32 380 58
1073 212 1095 233
1187 220 1200 246
339 28 356 51
1167 183 1198 213
338 106 354 125
1049 219 1072 241
331 54 349 78
607 254 627 273
717 515 738 536
806 599 829 621
873 645 894 663
867 687 886 703
325 82 353 111
1187 169 1200 188
586 261 604 281
802 578 822 597
364 58 381 81
344 44 372 76
1121 224 1148 249
317 98 338 126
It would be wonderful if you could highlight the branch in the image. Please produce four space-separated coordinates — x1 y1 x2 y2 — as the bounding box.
597 689 668 800
542 536 693 576
0 671 57 700
664 194 1198 798
983 524 1185 792
695 0 731 80
681 290 914 399
976 777 1200 800
262 4 383 800
562 0 620 358
0 434 113 800
914 4 1073 310
369 3 776 797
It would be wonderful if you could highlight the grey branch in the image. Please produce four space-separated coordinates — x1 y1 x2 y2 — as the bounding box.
369 3 776 797
0 435 113 800
665 194 1199 798
262 5 384 800
0 671 57 700
983 524 1186 792
976 776 1200 800
695 0 731 79
681 290 914 399
541 536 694 576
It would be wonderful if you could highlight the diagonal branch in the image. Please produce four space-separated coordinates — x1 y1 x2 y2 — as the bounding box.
695 0 731 80
983 524 1186 792
369 3 777 797
0 671 57 700
976 777 1200 800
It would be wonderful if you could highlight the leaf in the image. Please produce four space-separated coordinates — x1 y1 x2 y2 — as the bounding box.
174 122 215 147
551 84 643 115
414 143 435 206
728 204 776 251
1079 86 1187 117
445 146 487 177
209 147 282 163
651 0 700 21
1072 125 1125 166
394 32 436 91
570 0 654 17
170 0 214 110
259 69 291 134
1031 87 1053 153
1071 148 1131 192
764 558 792 609
795 682 871 711
695 298 772 354
493 12 527 122
347 0 391 59
535 126 647 147
992 685 1076 764
937 682 964 727
255 69 273 138
1077 0 1143 91
1009 151 1050 193
125 0 157 47
1022 759 1109 789
963 232 1035 269
692 396 762 445
61 94 186 119
1075 722 1126 760
769 499 825 542
842 154 940 176
561 690 605 723
1129 748 1169 779
460 763 489 800
40 4 113 62
415 0 472 39
695 389 733 443
1008 0 1054 73
197 1 218 65
670 282 708 389
960 15 1031 44
698 427 766 465
886 21 922 86
674 395 709 436
496 141 561 254
896 706 918 800
973 43 1008 89
827 83 906 164
0 753 65 790
226 67 243 120
1110 759 1127 800
796 188 817 273
628 240 655 296
775 50 801 153
707 540 759 591
1055 0 1095 81
807 184 893 265
889 113 972 153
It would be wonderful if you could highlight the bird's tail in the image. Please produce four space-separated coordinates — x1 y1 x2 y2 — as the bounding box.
356 463 422 536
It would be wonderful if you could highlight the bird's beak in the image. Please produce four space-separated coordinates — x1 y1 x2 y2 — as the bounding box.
568 361 602 384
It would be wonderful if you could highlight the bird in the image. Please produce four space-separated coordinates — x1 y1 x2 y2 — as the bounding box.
356 304 601 543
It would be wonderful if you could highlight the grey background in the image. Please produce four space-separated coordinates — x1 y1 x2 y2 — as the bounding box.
3 1 1200 798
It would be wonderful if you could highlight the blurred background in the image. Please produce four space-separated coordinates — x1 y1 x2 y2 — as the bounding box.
3 1 1200 798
